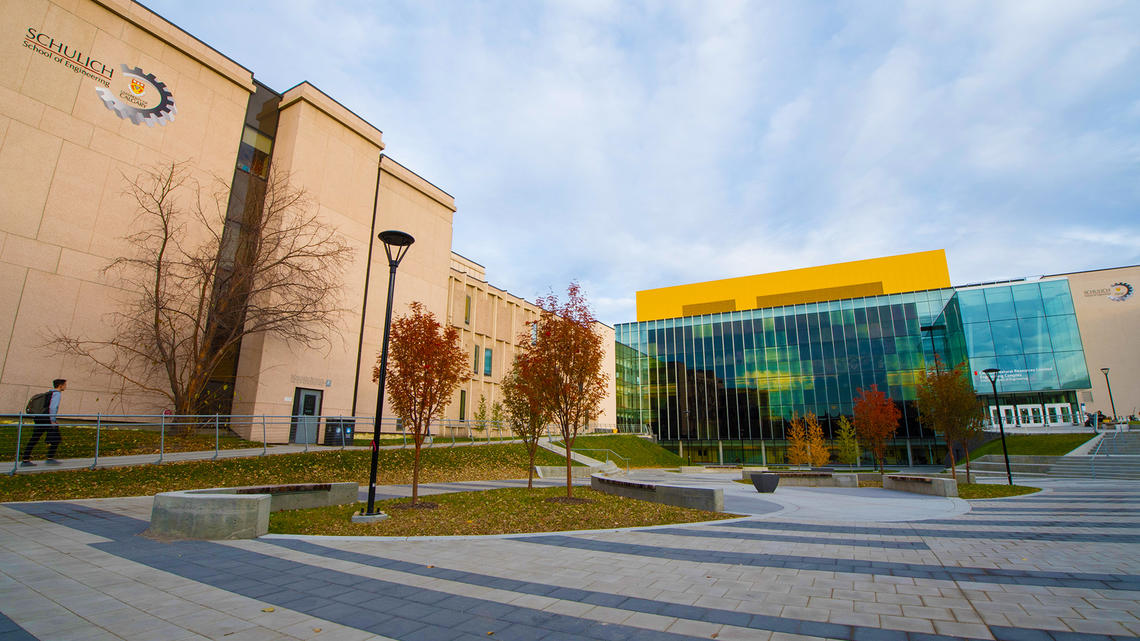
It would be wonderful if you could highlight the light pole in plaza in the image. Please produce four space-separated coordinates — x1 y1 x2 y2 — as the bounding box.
919 324 945 369
1101 367 1117 422
983 368 1013 486
360 230 414 520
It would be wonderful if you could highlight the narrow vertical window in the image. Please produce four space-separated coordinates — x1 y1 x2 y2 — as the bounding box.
464 295 471 325
484 347 493 376
474 346 480 374
459 390 466 421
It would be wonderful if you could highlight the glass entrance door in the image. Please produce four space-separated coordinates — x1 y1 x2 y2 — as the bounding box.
1044 403 1074 426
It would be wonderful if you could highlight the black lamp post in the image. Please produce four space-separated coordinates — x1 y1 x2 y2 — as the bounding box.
363 230 414 517
919 324 945 370
1101 367 1117 422
983 368 1013 486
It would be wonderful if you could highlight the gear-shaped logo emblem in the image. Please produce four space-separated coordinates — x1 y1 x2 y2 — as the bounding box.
1109 282 1133 302
95 64 176 126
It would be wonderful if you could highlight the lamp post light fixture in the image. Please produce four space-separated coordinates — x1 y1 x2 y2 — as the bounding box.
919 324 945 370
358 230 414 521
983 368 1013 486
1101 367 1117 422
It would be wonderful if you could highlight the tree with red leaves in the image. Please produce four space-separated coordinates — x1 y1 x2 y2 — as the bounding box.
375 302 469 505
502 352 553 489
522 283 608 499
853 384 901 473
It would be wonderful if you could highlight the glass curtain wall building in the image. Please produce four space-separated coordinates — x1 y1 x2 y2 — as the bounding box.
616 279 1090 466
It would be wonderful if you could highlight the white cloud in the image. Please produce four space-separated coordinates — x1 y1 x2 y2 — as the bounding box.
145 0 1140 325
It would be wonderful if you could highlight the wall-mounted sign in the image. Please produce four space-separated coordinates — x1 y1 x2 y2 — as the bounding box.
290 374 331 388
22 27 176 127
96 64 176 126
1084 282 1133 302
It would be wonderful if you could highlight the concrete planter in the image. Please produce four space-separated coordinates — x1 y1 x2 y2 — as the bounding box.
750 473 780 493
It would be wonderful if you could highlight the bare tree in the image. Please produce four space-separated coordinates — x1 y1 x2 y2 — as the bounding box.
50 161 353 417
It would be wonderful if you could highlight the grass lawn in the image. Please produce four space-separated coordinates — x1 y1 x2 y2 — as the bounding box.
0 422 259 459
969 433 1095 459
0 443 567 503
552 434 683 468
269 486 737 536
957 483 1040 499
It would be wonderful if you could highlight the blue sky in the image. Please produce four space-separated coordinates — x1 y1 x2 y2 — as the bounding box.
144 1 1140 325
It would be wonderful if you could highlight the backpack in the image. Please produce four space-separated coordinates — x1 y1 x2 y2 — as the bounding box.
25 391 53 415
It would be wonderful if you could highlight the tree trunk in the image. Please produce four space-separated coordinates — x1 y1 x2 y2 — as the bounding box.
564 426 574 498
947 443 957 482
526 438 537 489
411 439 421 505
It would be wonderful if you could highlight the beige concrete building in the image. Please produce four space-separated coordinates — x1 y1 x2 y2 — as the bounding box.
1043 265 1140 421
445 253 618 431
1 0 615 443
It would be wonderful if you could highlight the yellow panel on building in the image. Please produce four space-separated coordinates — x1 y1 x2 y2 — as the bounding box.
636 249 951 321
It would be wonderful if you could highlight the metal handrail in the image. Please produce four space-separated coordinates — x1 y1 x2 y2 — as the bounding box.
1091 432 1118 479
562 447 630 475
2 412 632 475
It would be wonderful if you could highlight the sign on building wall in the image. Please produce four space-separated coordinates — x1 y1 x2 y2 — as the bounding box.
22 27 176 126
1083 282 1133 302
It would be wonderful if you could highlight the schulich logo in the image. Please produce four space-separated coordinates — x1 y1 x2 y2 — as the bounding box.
95 64 177 126
1084 282 1133 302
1109 282 1133 302
21 27 176 127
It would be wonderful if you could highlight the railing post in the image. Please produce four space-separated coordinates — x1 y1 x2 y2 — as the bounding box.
341 417 347 450
157 413 165 464
262 415 267 456
11 414 24 475
91 414 101 470
213 413 220 460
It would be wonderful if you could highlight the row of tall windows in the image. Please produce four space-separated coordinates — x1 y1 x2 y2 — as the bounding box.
616 290 953 442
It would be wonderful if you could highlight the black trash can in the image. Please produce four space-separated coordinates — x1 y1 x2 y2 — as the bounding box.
323 418 355 445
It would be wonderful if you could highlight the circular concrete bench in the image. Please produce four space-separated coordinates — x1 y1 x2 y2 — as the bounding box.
149 482 359 540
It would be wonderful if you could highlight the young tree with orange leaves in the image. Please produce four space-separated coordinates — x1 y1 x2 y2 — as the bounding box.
502 354 553 488
853 384 901 472
523 283 608 499
376 302 469 505
787 412 830 467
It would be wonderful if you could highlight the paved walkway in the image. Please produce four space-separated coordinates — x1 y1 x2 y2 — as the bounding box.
3 476 1140 640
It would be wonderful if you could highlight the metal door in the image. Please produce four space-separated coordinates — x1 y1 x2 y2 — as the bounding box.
292 388 322 444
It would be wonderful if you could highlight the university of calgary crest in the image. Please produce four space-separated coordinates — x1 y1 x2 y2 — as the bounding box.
95 64 176 126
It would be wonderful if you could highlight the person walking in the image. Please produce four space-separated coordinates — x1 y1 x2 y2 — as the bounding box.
22 379 66 466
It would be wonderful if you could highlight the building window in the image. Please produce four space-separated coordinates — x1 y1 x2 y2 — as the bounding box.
459 390 466 421
474 346 480 374
484 347 493 376
236 125 273 178
464 295 471 325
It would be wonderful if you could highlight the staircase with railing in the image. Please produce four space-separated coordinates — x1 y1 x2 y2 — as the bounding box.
962 432 1140 480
